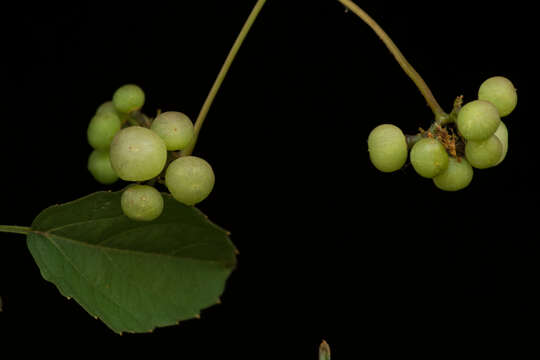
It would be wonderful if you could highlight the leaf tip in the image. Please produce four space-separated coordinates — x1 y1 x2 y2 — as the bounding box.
194 314 201 319
216 298 222 304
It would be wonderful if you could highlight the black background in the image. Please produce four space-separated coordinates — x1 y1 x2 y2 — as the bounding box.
1 0 538 357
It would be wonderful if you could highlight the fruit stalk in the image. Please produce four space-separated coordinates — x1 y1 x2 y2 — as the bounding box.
337 0 447 122
180 0 267 156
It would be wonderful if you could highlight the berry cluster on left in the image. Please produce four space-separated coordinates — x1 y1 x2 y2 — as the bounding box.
87 84 215 221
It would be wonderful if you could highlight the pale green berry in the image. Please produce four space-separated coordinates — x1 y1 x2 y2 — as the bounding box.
121 184 163 221
87 111 122 150
109 126 167 181
87 149 119 185
465 135 503 169
96 101 117 116
367 124 408 172
456 100 501 141
165 156 215 206
478 76 517 117
433 157 474 191
493 121 508 165
113 84 145 113
151 111 194 151
410 137 449 178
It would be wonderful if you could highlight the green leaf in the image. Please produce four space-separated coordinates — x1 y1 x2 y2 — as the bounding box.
26 190 236 334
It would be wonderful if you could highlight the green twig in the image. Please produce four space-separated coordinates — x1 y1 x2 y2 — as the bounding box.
180 0 267 156
337 0 447 122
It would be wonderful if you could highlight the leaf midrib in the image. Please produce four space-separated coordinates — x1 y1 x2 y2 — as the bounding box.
31 230 235 267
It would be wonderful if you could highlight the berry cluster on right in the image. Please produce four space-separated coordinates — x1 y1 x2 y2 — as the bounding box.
367 76 517 191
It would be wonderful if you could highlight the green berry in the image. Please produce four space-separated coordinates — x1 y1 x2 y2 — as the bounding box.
96 101 117 116
165 156 215 206
109 126 167 181
410 137 449 178
87 111 122 150
367 124 408 172
121 184 163 221
478 76 517 117
151 111 194 151
493 121 508 165
456 100 500 141
87 149 119 185
433 157 474 191
465 135 503 169
112 84 145 113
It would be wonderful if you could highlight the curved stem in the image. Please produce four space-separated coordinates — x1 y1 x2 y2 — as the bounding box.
0 225 32 236
337 0 447 122
180 0 267 156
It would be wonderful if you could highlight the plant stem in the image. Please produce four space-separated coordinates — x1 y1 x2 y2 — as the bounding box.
0 225 32 236
319 340 331 360
180 0 267 156
337 0 447 122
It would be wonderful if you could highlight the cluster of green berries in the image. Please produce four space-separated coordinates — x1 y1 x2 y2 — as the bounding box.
368 76 517 191
87 84 215 221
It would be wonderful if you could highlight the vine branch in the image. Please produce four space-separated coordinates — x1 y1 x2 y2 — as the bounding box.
180 0 267 156
337 0 448 123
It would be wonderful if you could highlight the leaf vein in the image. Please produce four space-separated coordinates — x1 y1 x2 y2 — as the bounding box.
46 234 147 330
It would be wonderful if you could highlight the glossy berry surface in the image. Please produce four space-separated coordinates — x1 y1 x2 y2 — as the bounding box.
410 137 449 178
456 100 500 141
121 184 164 221
165 156 215 206
493 121 508 165
465 135 503 169
367 124 408 172
433 157 474 191
151 111 194 151
87 112 122 150
478 76 517 117
113 84 145 113
109 126 167 181
87 149 119 185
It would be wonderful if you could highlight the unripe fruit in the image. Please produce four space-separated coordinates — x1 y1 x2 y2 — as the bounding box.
151 111 194 151
493 121 508 165
456 100 500 141
478 76 517 117
165 156 215 206
109 126 167 181
465 135 503 169
113 84 145 113
121 185 163 221
96 101 117 116
433 157 473 191
410 138 449 178
87 149 119 185
87 111 122 150
367 124 408 172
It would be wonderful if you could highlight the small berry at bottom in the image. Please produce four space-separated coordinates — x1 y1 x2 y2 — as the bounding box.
121 185 164 221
